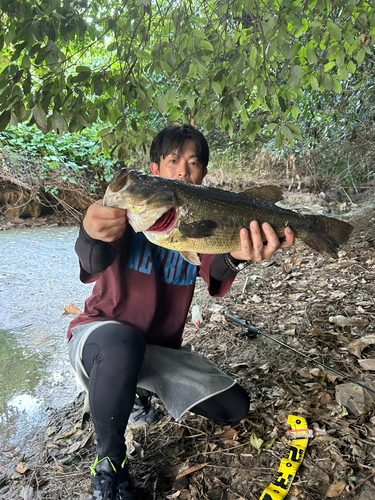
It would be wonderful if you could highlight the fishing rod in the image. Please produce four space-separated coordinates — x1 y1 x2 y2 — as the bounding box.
225 313 375 395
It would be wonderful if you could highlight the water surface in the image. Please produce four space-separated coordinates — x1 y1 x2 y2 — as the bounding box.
0 226 93 467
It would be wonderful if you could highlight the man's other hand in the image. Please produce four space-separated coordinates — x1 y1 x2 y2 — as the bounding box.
230 221 295 262
83 200 127 242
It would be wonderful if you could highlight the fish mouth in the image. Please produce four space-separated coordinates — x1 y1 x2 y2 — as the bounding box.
147 208 176 232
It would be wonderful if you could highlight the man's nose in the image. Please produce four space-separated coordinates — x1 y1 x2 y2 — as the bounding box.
177 161 190 177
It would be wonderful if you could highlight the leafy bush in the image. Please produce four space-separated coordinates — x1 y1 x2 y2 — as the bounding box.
0 123 115 192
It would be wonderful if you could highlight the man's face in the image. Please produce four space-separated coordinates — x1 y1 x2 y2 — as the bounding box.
150 139 207 185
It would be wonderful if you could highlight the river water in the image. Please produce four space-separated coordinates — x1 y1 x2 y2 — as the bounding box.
0 225 93 468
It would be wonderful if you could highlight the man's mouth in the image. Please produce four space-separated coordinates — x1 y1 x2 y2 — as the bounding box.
147 208 176 232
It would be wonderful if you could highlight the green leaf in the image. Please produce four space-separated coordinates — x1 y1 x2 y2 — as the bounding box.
155 95 167 115
347 60 356 73
212 81 222 95
336 49 345 68
93 74 102 95
324 61 336 72
200 39 214 52
332 78 342 94
266 122 278 130
306 48 317 64
310 75 319 90
278 95 286 112
285 123 302 140
275 130 284 147
186 94 195 109
290 65 302 89
51 110 68 136
337 67 348 81
322 74 332 91
21 54 31 69
76 65 92 73
0 109 11 132
327 20 342 41
131 118 138 132
292 106 300 119
281 124 294 140
250 433 264 454
33 103 48 133
249 47 257 68
356 47 365 64
165 88 176 104
240 108 248 123
107 42 117 51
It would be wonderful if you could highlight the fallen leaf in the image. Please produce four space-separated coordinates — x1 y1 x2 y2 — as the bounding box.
16 464 28 474
66 441 81 454
250 433 264 453
263 436 276 448
319 393 332 405
325 481 346 498
309 368 322 377
326 372 341 383
350 444 366 458
178 491 191 500
348 340 367 358
219 428 238 439
166 492 181 499
358 358 375 370
210 313 226 324
176 463 207 480
62 304 82 315
311 327 331 335
52 465 64 473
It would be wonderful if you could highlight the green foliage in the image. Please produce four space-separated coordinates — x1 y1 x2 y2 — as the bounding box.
0 0 374 160
0 123 115 190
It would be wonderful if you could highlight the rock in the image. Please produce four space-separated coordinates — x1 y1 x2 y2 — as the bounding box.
335 382 375 416
358 487 375 500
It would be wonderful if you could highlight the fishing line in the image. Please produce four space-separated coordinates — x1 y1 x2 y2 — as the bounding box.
225 314 375 395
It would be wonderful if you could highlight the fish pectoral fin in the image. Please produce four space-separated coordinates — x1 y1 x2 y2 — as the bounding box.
179 220 218 238
242 185 284 203
179 251 201 266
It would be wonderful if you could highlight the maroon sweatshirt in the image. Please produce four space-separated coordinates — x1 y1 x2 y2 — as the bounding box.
67 226 237 348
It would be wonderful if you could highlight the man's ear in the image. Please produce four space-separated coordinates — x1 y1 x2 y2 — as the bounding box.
202 167 208 181
150 162 159 176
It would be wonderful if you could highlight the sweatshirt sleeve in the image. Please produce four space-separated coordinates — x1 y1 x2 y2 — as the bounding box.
75 222 115 282
198 254 237 297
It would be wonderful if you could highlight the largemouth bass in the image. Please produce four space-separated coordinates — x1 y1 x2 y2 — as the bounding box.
103 168 353 265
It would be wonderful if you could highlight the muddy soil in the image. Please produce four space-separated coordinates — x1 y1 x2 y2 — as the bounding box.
0 190 375 500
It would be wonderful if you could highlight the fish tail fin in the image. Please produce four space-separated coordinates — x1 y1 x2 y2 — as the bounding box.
301 215 353 259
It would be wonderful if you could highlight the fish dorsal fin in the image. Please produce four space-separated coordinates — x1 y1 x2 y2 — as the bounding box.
179 251 201 266
241 185 284 203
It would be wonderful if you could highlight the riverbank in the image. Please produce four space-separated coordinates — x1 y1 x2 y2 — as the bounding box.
1 192 375 499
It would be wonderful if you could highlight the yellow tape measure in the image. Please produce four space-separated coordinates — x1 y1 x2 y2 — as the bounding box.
259 415 310 500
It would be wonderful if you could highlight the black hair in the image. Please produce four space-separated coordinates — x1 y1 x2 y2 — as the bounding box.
150 124 209 168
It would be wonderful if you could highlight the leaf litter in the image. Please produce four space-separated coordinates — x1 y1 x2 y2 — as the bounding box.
0 194 375 500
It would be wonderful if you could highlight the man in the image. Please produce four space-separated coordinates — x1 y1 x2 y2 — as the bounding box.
67 124 294 500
